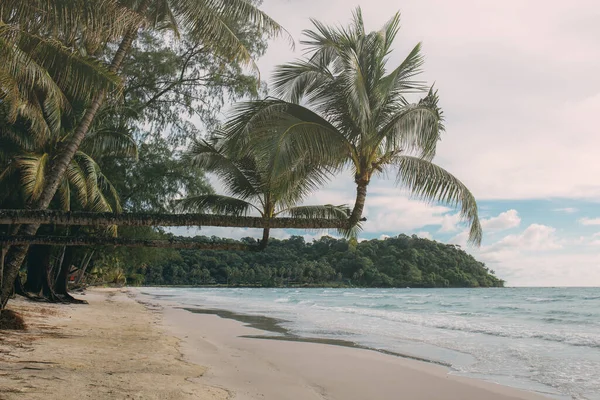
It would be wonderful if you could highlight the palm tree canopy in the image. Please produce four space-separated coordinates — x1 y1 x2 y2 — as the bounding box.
178 130 351 235
219 8 482 245
140 0 292 68
0 0 290 137
0 113 129 215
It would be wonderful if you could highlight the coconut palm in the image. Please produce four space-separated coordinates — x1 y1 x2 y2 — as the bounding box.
1 0 288 213
0 0 288 307
0 111 130 216
222 8 482 245
0 0 140 137
178 132 351 249
0 109 131 301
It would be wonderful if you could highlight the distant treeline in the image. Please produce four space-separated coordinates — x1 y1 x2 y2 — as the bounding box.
124 234 503 288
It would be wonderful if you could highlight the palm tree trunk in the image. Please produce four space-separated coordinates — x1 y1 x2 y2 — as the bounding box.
24 245 47 294
75 250 94 286
0 210 350 229
0 0 150 309
349 178 369 226
0 246 6 295
259 227 270 250
55 247 86 303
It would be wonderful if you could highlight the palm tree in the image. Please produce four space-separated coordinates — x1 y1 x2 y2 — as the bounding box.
0 110 131 216
0 111 129 302
0 0 288 307
178 132 351 249
222 8 482 245
0 0 139 137
1 0 288 213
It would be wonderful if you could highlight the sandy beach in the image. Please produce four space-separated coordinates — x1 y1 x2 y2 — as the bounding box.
0 289 227 400
0 289 551 400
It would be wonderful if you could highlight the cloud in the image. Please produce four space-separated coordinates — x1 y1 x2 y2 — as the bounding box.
483 224 562 254
449 222 573 285
415 231 433 240
553 207 578 214
259 0 600 200
480 209 521 231
579 217 600 226
491 251 600 287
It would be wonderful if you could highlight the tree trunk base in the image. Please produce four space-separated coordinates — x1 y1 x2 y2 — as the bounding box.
57 292 88 304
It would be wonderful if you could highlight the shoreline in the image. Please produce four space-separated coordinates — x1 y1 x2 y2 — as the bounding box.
181 306 454 368
140 289 554 400
0 289 555 400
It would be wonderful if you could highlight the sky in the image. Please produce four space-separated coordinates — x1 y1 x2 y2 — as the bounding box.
176 0 600 287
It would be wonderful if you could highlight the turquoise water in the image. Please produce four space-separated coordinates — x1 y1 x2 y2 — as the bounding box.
143 287 600 399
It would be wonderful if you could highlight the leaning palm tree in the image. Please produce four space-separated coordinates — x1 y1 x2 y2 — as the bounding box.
0 0 288 307
178 132 351 249
0 108 130 216
1 111 129 302
222 8 482 245
0 0 139 137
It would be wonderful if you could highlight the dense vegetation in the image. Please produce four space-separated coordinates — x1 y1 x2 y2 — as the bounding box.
1 1 490 311
127 234 503 288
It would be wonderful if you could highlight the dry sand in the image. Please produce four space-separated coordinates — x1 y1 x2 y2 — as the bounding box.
0 289 227 400
0 289 552 400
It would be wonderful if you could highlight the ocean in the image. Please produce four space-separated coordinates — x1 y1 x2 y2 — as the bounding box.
142 287 600 400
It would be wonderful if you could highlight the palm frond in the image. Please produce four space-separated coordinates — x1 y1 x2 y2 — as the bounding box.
97 171 122 213
74 152 100 207
224 99 351 173
0 0 144 51
394 155 481 245
58 177 71 211
176 194 259 216
172 0 292 68
15 153 49 201
82 127 138 159
374 42 427 122
283 204 356 238
378 88 443 160
271 59 334 104
283 204 350 219
66 158 89 207
187 138 260 200
379 11 402 56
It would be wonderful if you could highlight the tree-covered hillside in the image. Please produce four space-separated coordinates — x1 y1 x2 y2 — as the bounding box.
130 234 503 288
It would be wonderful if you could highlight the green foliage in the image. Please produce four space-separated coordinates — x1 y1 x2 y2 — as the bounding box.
221 8 482 244
130 234 503 288
178 131 350 246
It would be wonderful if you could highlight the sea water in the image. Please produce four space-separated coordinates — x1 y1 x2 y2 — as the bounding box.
142 287 600 399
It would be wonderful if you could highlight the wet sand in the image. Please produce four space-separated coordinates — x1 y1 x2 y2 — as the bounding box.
146 292 552 400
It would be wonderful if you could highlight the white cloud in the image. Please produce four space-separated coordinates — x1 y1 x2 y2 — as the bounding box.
437 213 462 233
579 217 600 226
491 252 600 287
448 223 577 286
554 207 578 214
415 231 433 240
480 209 521 231
484 224 562 254
259 0 600 200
